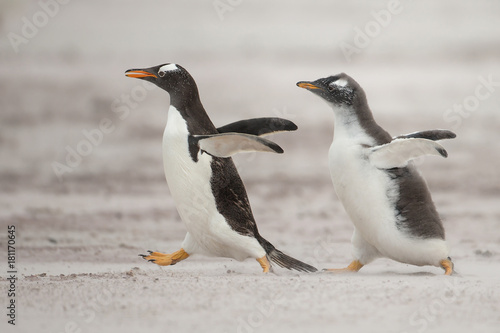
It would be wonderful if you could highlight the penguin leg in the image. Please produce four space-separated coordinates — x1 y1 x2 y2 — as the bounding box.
257 256 272 273
140 248 189 266
324 229 377 273
440 257 454 276
323 260 364 273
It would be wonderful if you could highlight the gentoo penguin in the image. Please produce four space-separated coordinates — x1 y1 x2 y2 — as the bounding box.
297 73 455 275
125 63 317 273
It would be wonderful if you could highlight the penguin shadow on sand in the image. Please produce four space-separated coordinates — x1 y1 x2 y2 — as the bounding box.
374 269 461 277
125 63 317 274
298 72 457 276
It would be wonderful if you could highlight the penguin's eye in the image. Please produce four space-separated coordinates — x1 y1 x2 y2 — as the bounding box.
328 85 335 91
158 71 166 77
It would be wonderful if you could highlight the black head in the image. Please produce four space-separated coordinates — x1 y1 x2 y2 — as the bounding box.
126 63 217 135
296 73 366 107
125 63 200 107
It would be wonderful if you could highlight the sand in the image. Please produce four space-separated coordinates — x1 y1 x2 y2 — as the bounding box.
1 1 500 332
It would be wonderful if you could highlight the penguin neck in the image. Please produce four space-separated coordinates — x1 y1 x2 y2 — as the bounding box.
170 90 217 135
331 103 392 146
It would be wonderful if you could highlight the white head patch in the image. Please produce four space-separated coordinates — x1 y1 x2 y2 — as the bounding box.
331 78 348 88
159 63 179 74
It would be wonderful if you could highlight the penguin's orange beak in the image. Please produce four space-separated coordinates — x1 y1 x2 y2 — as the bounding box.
125 69 157 79
296 82 321 90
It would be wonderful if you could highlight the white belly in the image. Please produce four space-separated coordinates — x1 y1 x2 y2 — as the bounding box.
329 136 448 266
329 138 399 244
162 106 265 260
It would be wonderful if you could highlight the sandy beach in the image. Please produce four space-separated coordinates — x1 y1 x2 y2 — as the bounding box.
1 1 500 332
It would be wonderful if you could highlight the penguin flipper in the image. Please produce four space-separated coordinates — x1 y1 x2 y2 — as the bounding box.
194 133 284 158
216 118 297 136
369 138 448 169
393 129 456 141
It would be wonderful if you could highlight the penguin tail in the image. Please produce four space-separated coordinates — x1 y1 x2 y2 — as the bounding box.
258 237 318 273
267 248 318 273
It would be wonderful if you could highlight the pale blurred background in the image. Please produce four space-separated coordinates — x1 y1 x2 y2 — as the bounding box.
0 2 499 332
1 0 499 196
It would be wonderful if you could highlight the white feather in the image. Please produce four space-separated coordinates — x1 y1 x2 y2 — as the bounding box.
369 138 446 169
196 133 279 158
332 78 348 87
159 63 179 73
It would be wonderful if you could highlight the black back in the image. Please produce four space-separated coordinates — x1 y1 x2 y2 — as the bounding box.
388 165 445 239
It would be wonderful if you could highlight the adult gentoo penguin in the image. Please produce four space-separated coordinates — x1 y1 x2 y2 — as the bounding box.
297 73 455 275
125 63 317 273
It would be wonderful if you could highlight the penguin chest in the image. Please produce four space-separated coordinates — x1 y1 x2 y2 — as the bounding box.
162 108 215 232
161 107 263 259
328 139 399 244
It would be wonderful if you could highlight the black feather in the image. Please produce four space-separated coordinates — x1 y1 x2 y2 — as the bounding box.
436 147 448 158
217 117 298 136
388 165 446 240
257 236 318 273
395 130 457 141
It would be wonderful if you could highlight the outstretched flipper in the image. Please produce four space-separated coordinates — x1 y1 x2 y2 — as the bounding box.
193 133 284 158
369 138 448 169
217 117 298 137
394 129 456 141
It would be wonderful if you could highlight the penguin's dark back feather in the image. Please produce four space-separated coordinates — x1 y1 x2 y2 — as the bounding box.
388 164 445 240
209 157 260 237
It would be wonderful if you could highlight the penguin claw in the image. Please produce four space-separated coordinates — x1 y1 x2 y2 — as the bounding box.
148 250 153 254
138 254 146 258
148 259 156 263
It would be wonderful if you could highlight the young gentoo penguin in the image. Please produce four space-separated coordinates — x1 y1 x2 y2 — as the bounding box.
297 73 455 275
125 63 317 273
